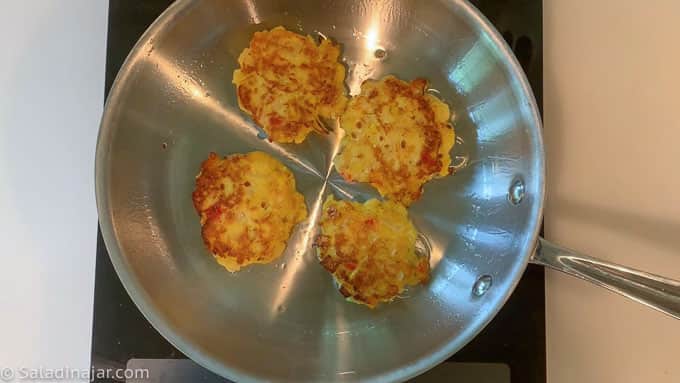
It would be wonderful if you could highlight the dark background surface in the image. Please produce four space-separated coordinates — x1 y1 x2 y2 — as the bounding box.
92 1 544 382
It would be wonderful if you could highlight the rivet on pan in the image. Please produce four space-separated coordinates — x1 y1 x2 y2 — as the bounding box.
373 48 387 60
508 177 525 205
472 275 492 296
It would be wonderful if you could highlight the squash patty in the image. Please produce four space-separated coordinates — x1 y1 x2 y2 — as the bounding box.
316 196 430 308
335 75 455 205
192 151 307 272
233 26 347 143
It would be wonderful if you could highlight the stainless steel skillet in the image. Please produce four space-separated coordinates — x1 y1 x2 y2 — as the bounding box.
95 0 680 382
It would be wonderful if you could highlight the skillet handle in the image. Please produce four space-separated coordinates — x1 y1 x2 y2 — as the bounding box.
530 237 680 320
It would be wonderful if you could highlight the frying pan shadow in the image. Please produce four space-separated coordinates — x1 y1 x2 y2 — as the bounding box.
543 64 679 253
547 197 680 257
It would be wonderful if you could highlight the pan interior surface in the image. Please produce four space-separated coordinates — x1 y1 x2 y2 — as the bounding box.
95 0 544 382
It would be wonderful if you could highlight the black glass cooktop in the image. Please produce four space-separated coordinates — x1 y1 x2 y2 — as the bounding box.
92 1 544 382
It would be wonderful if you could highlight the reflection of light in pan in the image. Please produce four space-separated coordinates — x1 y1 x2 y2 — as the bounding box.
347 20 382 95
364 25 379 51
424 213 513 253
468 89 519 143
427 257 476 305
333 305 355 377
267 184 325 317
459 224 513 249
465 162 512 200
421 233 445 269
270 124 346 315
146 53 323 179
243 0 261 24
447 38 495 94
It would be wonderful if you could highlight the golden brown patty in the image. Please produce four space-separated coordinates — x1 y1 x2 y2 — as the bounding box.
192 151 307 272
335 75 455 205
232 26 347 143
316 196 430 308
